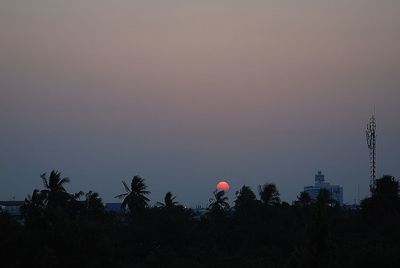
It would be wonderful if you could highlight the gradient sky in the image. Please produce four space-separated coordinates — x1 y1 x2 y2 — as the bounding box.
1 1 399 206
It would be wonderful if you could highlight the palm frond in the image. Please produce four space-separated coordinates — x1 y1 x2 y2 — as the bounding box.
122 181 130 193
155 201 165 207
74 191 84 200
59 177 70 186
41 173 49 189
121 197 129 209
115 193 128 199
139 190 151 195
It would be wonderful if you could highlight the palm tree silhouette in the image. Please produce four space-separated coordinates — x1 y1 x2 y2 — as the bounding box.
259 183 281 206
24 189 45 207
21 189 46 216
115 176 150 214
208 190 230 212
40 170 71 207
84 191 105 213
156 192 179 209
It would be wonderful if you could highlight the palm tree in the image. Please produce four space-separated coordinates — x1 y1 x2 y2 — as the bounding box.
21 189 45 215
208 190 230 213
24 189 45 207
259 183 281 206
84 191 105 213
40 170 71 207
115 176 150 214
156 192 179 209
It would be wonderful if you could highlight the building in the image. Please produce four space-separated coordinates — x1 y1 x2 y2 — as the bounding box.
304 171 343 206
0 201 24 216
105 203 125 214
192 207 207 221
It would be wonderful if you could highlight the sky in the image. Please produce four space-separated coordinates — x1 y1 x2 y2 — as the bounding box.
1 0 399 206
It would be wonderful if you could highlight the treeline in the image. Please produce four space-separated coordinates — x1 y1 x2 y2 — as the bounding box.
1 171 400 268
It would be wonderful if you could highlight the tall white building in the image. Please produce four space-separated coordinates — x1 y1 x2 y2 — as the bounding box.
304 171 343 206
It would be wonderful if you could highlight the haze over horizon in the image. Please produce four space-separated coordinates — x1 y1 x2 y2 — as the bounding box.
1 1 399 206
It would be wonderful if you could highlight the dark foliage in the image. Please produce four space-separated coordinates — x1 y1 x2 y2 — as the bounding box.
115 176 150 215
1 172 400 268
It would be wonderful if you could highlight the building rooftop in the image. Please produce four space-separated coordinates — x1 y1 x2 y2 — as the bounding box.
0 201 24 206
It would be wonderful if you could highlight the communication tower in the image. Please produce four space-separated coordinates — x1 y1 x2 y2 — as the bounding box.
366 113 377 193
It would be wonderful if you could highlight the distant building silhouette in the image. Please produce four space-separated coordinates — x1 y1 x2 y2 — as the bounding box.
304 171 343 205
105 203 126 214
191 207 207 220
0 200 24 216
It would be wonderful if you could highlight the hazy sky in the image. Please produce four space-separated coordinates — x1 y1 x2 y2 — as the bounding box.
1 1 399 206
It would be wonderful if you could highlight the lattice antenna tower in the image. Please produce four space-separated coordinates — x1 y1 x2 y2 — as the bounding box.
366 112 377 193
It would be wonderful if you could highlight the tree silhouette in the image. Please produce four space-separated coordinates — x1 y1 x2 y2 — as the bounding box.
362 175 400 220
156 192 179 209
296 191 312 207
259 183 281 206
21 189 46 223
7 170 400 267
23 189 45 210
373 175 399 198
207 190 230 221
40 170 71 208
305 188 332 267
84 191 105 213
0 212 21 267
115 176 150 214
208 190 229 211
234 185 258 212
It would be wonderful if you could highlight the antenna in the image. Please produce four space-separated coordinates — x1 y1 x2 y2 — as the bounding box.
366 112 377 193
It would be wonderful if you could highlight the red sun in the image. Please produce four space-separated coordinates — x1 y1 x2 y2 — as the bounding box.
216 181 230 191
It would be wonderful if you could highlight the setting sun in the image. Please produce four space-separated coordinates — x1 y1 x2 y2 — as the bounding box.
216 181 230 191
